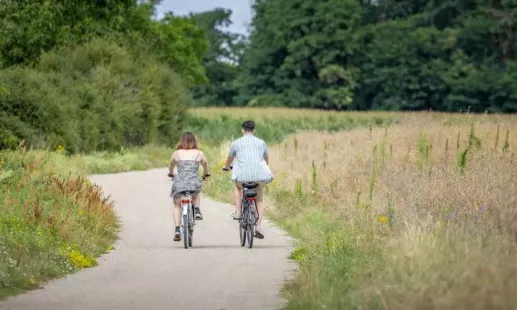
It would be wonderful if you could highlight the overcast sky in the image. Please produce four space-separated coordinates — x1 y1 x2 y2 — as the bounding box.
155 0 252 35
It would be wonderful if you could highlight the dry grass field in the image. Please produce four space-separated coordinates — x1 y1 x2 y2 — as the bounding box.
264 112 517 309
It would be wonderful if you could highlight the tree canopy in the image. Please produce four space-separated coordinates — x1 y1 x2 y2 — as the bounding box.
0 0 208 151
225 0 517 112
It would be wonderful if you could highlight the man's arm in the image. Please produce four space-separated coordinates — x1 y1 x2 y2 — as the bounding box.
224 156 234 169
223 142 236 169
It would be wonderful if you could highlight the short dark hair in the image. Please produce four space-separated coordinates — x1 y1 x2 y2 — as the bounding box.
242 120 255 132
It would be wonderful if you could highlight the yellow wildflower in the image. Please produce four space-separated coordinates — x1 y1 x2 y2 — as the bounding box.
67 250 96 268
378 216 389 224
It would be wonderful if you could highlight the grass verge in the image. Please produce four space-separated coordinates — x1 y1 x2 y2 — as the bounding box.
0 149 119 299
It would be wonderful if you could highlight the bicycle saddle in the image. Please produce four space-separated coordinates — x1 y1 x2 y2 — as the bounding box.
242 182 258 189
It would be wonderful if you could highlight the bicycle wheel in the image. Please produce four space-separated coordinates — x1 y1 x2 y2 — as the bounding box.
247 201 256 249
183 211 189 249
188 204 194 247
239 200 246 246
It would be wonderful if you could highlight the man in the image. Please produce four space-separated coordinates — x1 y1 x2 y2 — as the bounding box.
223 120 273 239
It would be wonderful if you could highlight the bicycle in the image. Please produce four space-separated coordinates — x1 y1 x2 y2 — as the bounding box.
222 166 259 249
168 173 210 249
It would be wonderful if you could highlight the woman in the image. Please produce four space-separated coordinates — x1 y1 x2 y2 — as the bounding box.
168 132 210 241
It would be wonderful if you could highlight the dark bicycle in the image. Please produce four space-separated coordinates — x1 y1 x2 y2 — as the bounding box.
223 166 259 249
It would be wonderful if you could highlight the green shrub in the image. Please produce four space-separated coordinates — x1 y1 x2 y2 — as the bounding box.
0 39 191 153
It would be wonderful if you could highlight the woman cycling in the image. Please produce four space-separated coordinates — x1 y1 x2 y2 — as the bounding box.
168 132 210 241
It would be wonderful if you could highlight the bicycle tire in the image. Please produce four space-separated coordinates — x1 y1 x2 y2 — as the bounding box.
240 218 246 246
240 199 247 246
188 204 194 247
183 212 189 249
247 201 255 249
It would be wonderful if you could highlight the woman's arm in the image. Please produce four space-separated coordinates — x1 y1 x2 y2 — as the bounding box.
199 152 210 176
168 151 177 176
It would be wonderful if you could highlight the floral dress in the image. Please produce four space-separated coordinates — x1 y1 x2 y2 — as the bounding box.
170 154 202 200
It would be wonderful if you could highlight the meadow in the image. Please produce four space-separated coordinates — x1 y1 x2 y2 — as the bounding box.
0 108 392 299
2 108 516 310
204 110 517 309
269 113 517 309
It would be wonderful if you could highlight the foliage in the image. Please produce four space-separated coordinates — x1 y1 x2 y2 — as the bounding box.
189 8 245 106
230 0 517 112
0 1 210 152
0 39 190 153
146 12 209 86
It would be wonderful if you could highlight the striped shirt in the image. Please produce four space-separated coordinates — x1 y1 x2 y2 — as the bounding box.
228 134 272 183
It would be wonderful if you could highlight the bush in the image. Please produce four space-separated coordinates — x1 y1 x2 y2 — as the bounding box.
0 39 191 153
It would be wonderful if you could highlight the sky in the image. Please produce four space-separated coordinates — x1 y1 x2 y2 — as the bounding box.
155 0 252 35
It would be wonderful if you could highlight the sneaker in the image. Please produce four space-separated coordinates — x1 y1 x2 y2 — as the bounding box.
231 211 241 220
195 207 203 220
254 228 264 239
174 227 181 241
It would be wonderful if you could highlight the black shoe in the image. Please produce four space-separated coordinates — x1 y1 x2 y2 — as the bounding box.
174 227 181 241
195 207 203 220
254 229 264 239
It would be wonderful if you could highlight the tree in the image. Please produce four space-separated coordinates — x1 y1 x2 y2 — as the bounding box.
238 0 363 109
0 0 139 68
147 12 209 86
233 0 517 112
189 8 245 106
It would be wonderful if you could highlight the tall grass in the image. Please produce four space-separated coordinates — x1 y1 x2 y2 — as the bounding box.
185 107 397 146
198 108 398 204
263 113 517 309
0 149 119 299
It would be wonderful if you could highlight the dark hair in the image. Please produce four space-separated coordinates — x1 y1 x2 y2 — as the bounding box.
176 132 198 150
242 120 255 132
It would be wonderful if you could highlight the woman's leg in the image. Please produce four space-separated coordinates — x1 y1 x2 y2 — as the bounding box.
173 197 181 241
193 193 203 219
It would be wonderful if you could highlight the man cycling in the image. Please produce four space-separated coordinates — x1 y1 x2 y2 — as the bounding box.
223 120 273 239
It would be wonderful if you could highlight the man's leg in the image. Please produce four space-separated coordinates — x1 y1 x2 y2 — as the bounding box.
233 182 243 220
254 183 266 238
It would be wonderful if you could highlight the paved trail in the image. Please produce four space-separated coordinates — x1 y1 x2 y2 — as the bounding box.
1 169 295 310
